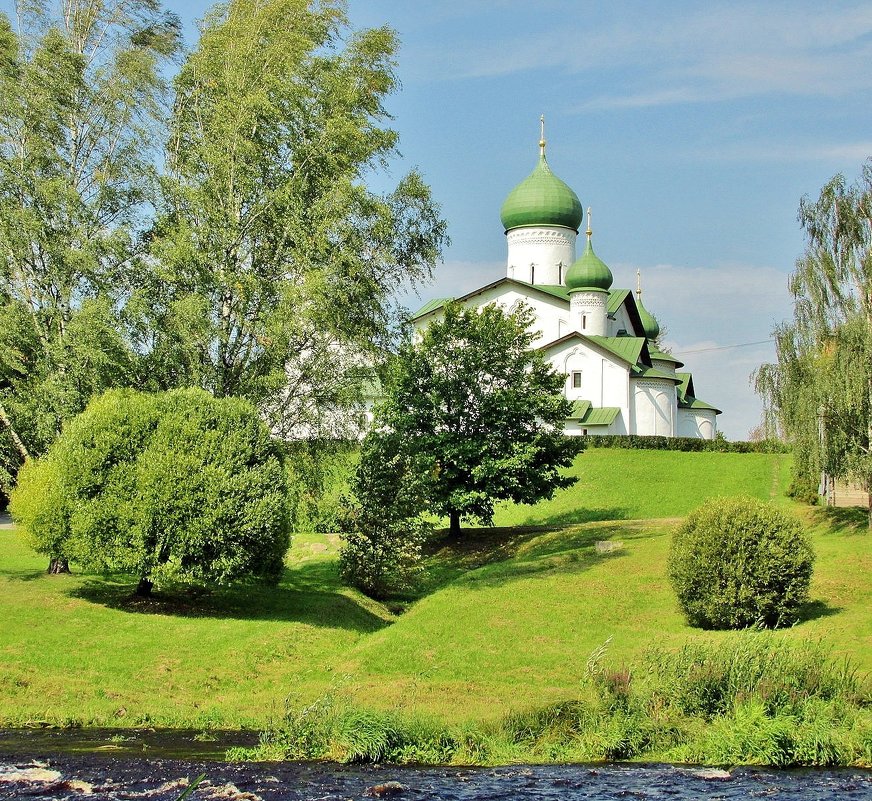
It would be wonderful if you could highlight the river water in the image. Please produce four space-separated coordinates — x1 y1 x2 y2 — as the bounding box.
1 729 871 800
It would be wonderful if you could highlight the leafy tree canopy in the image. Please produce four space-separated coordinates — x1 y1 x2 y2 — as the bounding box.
371 301 580 535
143 0 448 438
10 388 290 595
0 0 181 489
755 160 872 524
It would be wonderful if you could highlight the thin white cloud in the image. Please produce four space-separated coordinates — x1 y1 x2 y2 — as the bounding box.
413 3 872 106
683 141 872 164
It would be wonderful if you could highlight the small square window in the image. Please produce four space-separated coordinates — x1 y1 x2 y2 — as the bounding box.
571 371 582 389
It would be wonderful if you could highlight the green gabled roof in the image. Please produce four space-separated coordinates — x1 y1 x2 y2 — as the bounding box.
676 372 721 414
578 406 621 426
631 364 682 383
586 335 647 366
567 399 592 420
412 297 453 318
607 289 630 314
533 284 570 301
679 395 722 413
648 348 685 368
676 372 694 402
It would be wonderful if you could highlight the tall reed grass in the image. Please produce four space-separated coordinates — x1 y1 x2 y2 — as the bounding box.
231 635 871 767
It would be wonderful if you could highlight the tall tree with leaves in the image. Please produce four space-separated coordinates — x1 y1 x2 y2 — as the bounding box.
370 302 579 536
0 0 180 495
146 0 447 437
756 160 872 525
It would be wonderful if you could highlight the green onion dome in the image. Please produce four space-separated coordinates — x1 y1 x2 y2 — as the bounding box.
500 154 583 232
637 297 660 339
565 237 613 292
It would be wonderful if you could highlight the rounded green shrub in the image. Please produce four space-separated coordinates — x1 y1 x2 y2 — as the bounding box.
668 496 814 629
10 388 290 593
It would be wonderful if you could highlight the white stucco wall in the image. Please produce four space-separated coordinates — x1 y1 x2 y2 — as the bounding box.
413 283 569 348
650 358 677 377
677 409 717 439
506 226 577 285
569 290 608 336
631 378 677 436
544 338 631 435
607 301 635 337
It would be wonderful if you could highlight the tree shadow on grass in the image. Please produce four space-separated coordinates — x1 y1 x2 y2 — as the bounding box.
414 517 660 598
495 506 630 528
66 560 389 633
812 505 869 535
795 599 843 623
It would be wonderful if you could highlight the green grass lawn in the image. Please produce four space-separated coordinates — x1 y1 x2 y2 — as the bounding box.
0 447 868 730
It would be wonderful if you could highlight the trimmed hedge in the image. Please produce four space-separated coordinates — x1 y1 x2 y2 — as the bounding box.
579 434 790 453
668 496 814 629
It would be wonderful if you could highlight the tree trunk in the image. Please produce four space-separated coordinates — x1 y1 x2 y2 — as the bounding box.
0 401 29 462
136 577 153 597
448 510 461 537
47 557 70 574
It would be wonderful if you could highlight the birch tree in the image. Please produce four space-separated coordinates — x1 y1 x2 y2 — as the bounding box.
147 0 447 437
756 161 872 526
0 0 179 493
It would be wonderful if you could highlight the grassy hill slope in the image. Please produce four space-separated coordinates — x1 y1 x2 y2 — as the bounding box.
1 448 868 733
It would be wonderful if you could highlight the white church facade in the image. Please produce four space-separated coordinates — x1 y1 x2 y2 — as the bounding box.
410 132 720 439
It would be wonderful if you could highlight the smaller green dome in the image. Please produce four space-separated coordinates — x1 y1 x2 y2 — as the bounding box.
565 237 613 292
500 154 583 231
637 297 660 339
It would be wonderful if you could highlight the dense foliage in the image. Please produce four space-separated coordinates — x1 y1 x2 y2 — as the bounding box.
0 0 180 492
668 497 814 629
10 388 289 594
370 301 579 535
0 0 446 496
755 161 872 525
338 435 431 598
145 0 447 437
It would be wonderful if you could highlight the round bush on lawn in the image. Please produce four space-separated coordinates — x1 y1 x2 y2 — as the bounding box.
10 388 290 595
668 496 814 629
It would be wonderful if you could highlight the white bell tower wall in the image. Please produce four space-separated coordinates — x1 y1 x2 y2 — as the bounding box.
569 289 608 336
506 226 577 285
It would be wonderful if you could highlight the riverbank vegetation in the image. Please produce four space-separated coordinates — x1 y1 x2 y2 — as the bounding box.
2 448 870 768
237 636 871 766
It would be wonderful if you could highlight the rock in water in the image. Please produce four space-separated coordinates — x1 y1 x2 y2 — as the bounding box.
693 768 732 780
365 781 407 796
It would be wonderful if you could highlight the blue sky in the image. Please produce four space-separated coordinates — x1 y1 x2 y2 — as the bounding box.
14 0 872 438
342 1 872 439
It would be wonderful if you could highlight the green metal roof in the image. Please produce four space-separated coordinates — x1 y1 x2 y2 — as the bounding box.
567 399 592 420
533 284 570 301
679 395 722 413
412 296 453 318
578 406 621 426
500 154 583 231
636 296 660 339
648 348 684 368
676 372 721 413
566 237 613 292
607 289 630 314
586 335 646 366
676 372 694 402
631 364 682 383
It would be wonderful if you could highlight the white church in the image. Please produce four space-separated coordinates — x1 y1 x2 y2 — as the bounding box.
410 129 720 439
